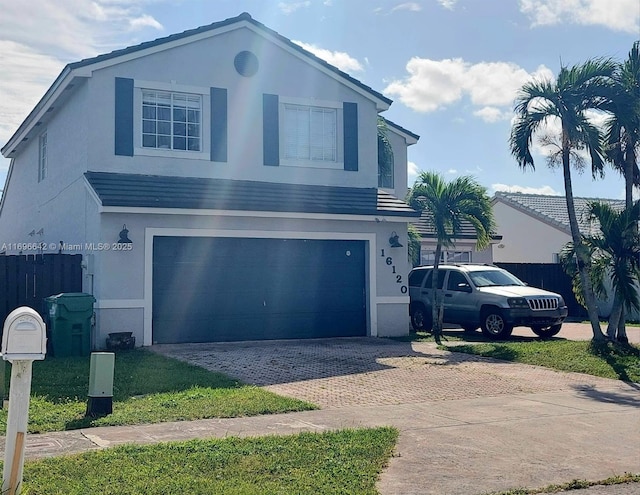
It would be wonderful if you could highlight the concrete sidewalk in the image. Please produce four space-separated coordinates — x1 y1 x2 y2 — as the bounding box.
1 326 638 494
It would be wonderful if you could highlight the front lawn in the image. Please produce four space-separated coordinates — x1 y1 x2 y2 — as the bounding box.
445 340 640 382
0 349 315 433
19 428 398 495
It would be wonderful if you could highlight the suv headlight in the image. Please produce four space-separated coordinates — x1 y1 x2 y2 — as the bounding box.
507 297 529 309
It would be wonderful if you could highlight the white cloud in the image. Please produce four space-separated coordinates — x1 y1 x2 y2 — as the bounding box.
384 58 553 122
278 1 311 14
407 161 421 186
519 0 640 34
293 40 364 73
437 0 458 9
447 168 458 174
491 183 562 195
391 3 422 13
0 1 164 60
0 41 65 142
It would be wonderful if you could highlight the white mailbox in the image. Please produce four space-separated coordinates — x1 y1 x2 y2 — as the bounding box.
1 307 47 361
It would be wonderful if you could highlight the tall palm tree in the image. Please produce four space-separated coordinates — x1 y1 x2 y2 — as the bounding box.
560 201 640 342
407 171 495 344
605 41 640 207
509 59 616 341
603 41 640 341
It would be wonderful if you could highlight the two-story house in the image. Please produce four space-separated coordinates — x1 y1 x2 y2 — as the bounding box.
0 13 420 347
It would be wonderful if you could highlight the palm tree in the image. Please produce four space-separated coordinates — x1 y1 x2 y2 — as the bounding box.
378 117 394 188
603 41 640 340
509 58 616 341
605 41 640 207
407 171 495 344
560 201 640 343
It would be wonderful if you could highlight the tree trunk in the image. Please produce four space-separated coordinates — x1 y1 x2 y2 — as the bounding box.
431 243 443 345
561 134 605 341
606 297 623 340
616 308 629 344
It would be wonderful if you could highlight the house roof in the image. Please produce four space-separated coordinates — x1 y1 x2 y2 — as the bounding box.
492 191 626 236
382 118 420 145
2 12 394 158
411 209 502 242
84 172 420 218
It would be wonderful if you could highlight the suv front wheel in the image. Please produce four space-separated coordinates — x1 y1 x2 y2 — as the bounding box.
481 309 513 339
531 324 562 339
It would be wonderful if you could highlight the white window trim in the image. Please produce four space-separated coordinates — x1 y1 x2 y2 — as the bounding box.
133 81 209 160
38 131 47 182
279 96 344 169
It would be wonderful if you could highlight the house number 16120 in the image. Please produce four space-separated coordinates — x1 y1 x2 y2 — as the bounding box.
381 249 408 294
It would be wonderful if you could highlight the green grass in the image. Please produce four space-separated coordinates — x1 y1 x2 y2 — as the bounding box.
18 427 398 495
445 339 640 382
0 349 315 433
484 473 640 494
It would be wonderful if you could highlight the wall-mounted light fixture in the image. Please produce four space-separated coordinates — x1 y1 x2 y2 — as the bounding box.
117 225 132 244
388 231 403 248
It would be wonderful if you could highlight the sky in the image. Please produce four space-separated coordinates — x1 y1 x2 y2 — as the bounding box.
1 0 638 200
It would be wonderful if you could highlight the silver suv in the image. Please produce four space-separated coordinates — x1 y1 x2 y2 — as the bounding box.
409 264 568 339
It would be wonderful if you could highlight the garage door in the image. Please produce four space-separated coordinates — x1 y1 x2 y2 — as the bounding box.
152 237 366 343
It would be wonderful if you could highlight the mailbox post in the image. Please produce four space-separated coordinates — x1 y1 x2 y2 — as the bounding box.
1 307 47 495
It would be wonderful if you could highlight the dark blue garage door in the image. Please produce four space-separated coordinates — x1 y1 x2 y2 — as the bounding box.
152 237 367 343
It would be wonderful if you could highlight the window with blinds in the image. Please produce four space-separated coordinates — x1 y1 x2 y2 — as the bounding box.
283 104 336 162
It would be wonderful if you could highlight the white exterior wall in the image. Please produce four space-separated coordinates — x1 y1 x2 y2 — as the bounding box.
1 19 417 347
90 209 411 347
0 82 94 255
86 26 378 189
492 201 570 263
384 128 409 201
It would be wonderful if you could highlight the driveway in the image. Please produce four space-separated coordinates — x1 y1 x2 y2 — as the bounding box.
152 332 640 494
151 335 630 409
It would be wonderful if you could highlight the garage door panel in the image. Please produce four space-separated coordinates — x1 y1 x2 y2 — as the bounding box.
153 237 366 343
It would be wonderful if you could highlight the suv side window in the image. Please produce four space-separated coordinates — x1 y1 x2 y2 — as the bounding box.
409 270 428 288
424 270 446 289
447 271 470 291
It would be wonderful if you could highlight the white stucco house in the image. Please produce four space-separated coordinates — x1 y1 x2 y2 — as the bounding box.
492 191 638 320
0 13 420 347
411 212 501 266
491 192 626 264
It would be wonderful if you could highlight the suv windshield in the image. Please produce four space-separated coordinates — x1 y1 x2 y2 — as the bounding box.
468 269 525 288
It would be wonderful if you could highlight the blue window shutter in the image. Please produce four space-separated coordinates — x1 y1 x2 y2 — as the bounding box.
343 102 358 171
114 77 134 156
263 94 279 166
210 88 227 162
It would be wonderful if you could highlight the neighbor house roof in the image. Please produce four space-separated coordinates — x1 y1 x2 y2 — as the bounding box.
84 172 420 218
2 12 393 158
411 210 502 242
493 191 626 236
382 118 420 145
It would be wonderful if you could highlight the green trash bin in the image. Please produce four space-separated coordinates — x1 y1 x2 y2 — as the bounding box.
45 293 96 357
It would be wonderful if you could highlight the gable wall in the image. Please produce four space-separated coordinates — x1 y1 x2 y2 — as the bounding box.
0 82 97 254
384 129 409 200
492 201 571 263
86 26 379 188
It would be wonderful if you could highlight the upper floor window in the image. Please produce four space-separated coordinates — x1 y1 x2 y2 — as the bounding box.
142 90 201 152
38 132 47 182
283 104 336 162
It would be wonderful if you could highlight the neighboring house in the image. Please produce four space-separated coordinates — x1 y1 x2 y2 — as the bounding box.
0 13 420 347
492 191 638 319
492 192 625 264
411 212 501 266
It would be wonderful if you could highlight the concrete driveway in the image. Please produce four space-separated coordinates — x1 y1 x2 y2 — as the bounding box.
152 328 640 494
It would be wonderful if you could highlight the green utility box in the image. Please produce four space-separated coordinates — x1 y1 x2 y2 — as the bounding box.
44 293 96 357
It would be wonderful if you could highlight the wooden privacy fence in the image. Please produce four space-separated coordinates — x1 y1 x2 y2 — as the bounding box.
495 262 587 319
0 254 83 326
